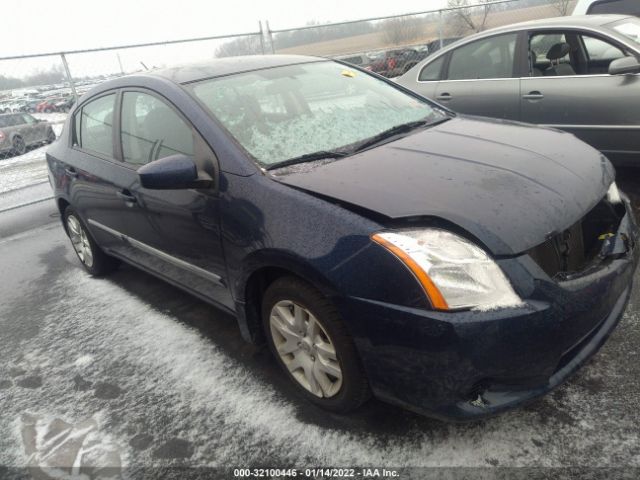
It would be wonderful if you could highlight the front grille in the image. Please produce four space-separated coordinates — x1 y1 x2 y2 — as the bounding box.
528 196 626 279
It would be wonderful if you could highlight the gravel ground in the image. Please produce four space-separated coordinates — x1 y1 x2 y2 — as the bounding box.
0 170 638 480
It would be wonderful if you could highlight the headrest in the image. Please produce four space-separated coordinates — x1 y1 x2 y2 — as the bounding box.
546 43 571 61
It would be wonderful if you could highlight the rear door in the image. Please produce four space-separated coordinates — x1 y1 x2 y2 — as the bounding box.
67 91 145 255
116 89 231 308
520 29 640 165
432 32 522 120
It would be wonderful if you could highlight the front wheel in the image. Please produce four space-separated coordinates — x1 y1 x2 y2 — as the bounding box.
262 276 370 413
46 129 56 144
63 206 119 276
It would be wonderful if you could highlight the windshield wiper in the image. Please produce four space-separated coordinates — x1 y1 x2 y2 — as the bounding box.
266 150 350 170
348 116 452 154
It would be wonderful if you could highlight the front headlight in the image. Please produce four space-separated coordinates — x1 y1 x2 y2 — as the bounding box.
372 229 523 311
606 181 622 204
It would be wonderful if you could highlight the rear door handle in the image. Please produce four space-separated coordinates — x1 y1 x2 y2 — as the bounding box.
116 190 137 204
523 91 544 100
436 93 452 101
65 167 78 178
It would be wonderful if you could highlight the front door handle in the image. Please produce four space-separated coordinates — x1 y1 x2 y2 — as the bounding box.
436 93 452 101
523 91 544 100
65 167 78 178
116 190 137 204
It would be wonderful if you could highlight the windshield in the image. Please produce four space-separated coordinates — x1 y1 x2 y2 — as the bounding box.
609 18 640 45
189 61 446 167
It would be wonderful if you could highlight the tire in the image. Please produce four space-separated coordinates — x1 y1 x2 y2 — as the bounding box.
262 276 370 413
46 129 56 144
63 206 119 276
44 107 52 113
12 136 26 156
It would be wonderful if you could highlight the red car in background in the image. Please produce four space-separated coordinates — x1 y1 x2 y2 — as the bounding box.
36 98 61 113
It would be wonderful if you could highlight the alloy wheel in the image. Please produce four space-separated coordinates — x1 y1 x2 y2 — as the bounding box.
67 215 94 267
269 300 343 398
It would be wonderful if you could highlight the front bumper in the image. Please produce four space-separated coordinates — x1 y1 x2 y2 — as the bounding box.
338 207 639 421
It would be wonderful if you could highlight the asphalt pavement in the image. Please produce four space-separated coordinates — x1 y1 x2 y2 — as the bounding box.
0 169 639 479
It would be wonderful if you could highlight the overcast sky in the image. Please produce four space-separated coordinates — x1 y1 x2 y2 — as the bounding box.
1 0 448 80
8 0 449 55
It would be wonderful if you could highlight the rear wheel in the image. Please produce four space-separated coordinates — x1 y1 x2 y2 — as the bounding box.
63 206 119 276
12 136 26 156
46 129 56 144
262 276 370 413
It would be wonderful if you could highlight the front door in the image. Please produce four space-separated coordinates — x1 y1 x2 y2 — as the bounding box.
521 29 640 165
117 89 232 309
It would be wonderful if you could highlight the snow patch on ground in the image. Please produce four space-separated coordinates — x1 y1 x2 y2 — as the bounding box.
74 356 94 368
0 116 65 195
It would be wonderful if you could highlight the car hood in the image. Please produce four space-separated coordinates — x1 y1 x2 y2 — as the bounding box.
273 116 614 255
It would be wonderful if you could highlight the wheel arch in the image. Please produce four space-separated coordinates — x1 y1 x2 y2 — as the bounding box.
235 251 340 345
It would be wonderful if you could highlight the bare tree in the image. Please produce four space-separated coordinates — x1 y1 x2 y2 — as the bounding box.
382 16 423 45
216 36 264 57
447 0 495 34
552 0 573 16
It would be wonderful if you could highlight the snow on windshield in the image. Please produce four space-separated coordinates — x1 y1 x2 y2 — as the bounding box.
191 61 442 166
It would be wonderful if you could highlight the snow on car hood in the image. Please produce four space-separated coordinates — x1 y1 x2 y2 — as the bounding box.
273 116 614 255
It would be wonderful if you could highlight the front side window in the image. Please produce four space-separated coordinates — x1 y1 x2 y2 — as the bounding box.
447 34 517 80
189 61 445 167
120 92 194 165
21 114 36 125
582 35 624 62
78 93 115 157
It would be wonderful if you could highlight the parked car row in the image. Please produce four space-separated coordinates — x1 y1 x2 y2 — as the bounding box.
336 38 461 78
0 94 76 114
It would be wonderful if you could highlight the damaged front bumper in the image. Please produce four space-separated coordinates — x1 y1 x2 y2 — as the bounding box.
338 201 639 421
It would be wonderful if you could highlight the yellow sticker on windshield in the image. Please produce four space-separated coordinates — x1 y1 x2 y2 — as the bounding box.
341 69 356 78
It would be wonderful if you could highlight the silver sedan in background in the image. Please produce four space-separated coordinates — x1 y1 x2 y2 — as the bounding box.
396 15 640 166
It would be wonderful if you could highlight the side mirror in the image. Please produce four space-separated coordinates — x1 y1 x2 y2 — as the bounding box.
609 56 640 75
138 154 212 190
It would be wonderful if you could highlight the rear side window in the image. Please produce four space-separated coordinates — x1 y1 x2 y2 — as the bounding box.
120 91 194 166
78 94 115 157
9 115 24 126
447 33 517 80
419 55 445 81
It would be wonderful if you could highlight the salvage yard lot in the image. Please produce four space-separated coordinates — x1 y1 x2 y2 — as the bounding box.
0 156 639 476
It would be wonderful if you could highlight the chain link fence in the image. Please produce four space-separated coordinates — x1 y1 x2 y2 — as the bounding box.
268 0 577 77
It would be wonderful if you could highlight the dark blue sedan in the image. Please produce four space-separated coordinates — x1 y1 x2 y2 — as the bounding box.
46 55 639 421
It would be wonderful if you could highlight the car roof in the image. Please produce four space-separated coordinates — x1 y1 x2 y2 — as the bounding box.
149 54 324 84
